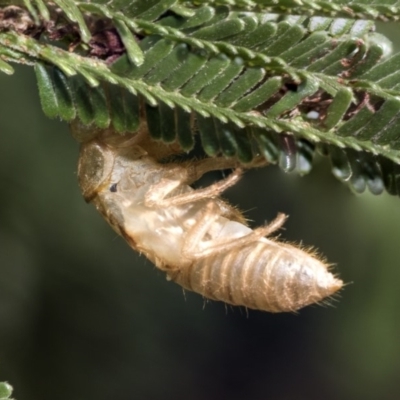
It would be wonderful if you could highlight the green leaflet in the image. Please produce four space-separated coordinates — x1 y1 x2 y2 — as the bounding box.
114 19 145 66
0 58 14 75
323 88 354 130
52 0 91 42
34 64 76 121
0 382 13 400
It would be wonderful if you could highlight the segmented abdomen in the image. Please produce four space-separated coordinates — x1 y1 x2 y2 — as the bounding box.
170 239 341 312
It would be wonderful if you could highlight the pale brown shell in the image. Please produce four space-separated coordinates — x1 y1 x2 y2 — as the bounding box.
77 135 343 313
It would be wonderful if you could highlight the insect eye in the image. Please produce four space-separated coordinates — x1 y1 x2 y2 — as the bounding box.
109 183 118 192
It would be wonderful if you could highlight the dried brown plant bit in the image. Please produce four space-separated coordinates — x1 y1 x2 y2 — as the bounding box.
77 135 342 313
88 28 125 61
0 6 36 34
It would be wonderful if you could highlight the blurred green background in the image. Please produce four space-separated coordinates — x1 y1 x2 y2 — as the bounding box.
1 22 400 400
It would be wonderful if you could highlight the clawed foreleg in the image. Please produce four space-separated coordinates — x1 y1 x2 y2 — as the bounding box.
144 168 242 208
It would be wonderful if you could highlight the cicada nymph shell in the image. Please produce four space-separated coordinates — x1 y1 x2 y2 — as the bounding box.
77 133 343 313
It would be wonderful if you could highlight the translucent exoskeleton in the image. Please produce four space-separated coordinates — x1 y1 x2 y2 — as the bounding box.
77 132 343 313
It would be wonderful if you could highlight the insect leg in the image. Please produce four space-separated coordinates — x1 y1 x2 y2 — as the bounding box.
182 203 287 259
185 158 241 184
144 178 182 207
188 215 287 259
185 156 268 185
144 169 242 208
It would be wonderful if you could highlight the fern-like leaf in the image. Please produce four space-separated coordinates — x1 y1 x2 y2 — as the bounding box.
191 0 400 21
1 0 400 197
0 382 13 400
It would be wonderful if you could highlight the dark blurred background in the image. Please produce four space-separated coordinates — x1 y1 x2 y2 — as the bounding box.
1 22 400 400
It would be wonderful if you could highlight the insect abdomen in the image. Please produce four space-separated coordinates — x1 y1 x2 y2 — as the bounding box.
170 240 342 312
